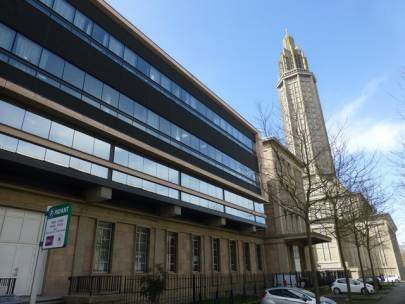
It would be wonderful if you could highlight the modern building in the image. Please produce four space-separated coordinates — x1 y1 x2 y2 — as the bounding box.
0 0 267 297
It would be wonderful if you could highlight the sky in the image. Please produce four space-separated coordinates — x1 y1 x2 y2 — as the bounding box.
106 0 405 243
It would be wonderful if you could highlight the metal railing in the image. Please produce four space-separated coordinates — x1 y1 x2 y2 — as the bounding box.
68 275 122 296
67 271 350 303
0 278 16 295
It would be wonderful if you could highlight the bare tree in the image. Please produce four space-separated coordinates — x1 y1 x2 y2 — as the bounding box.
315 133 377 303
258 103 333 304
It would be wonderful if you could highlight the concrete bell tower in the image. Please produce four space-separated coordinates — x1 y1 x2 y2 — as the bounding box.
277 30 334 175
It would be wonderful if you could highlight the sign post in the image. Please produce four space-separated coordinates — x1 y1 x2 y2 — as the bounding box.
29 203 72 304
42 203 72 249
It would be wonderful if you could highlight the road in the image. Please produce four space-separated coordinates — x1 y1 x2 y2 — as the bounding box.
378 282 405 304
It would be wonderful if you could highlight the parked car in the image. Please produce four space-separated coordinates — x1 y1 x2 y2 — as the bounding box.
384 275 400 283
358 277 382 289
261 287 336 304
331 278 375 295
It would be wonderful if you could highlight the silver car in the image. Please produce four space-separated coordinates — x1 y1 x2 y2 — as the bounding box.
261 287 336 304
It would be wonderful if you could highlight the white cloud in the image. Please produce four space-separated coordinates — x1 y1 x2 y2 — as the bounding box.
327 76 405 154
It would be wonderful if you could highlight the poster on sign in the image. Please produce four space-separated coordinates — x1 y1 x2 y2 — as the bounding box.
42 203 72 249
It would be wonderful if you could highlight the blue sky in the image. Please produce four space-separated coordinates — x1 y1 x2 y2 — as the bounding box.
106 0 405 243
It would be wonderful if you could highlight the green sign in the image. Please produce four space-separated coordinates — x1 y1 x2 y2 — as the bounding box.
42 203 72 249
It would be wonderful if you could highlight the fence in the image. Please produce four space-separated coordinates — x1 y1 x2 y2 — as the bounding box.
68 271 349 304
0 278 16 295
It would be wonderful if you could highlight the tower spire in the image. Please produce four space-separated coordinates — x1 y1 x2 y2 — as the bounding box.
277 34 334 175
279 31 308 75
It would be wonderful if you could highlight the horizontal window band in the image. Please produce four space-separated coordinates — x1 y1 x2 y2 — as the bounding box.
27 0 255 153
0 125 265 217
0 75 266 202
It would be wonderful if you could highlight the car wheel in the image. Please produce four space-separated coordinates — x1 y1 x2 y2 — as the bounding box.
361 288 368 295
333 288 341 295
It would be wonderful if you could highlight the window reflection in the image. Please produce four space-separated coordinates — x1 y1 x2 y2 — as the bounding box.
0 100 25 129
22 112 51 139
13 34 42 65
73 130 94 155
53 0 75 22
49 121 74 146
0 133 18 152
0 23 16 51
45 149 69 167
17 140 46 160
73 10 93 35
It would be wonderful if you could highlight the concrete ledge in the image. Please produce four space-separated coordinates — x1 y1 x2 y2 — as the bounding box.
64 294 124 304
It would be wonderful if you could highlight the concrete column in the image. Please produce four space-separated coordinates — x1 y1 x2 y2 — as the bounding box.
178 232 191 274
158 205 181 217
71 216 96 275
220 238 229 273
84 187 112 202
154 228 166 272
111 223 135 275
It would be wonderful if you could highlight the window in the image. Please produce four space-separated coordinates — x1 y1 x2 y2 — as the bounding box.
92 23 109 47
118 95 134 116
0 133 18 152
136 57 150 76
101 84 119 108
192 236 201 272
83 74 103 99
72 130 94 155
123 47 137 67
143 158 157 177
49 121 74 146
212 238 220 272
114 147 129 167
69 157 91 173
0 100 25 129
62 62 85 89
22 111 51 139
128 152 143 171
93 221 113 273
108 35 124 57
12 34 42 65
53 0 75 22
17 140 46 160
256 244 263 271
73 10 93 35
229 240 237 271
149 66 160 83
167 232 177 272
39 49 64 78
133 103 147 123
160 74 171 91
45 149 69 167
0 23 15 51
135 228 149 272
93 138 110 160
244 243 251 271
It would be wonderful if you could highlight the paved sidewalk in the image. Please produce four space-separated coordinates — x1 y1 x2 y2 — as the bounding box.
378 282 405 304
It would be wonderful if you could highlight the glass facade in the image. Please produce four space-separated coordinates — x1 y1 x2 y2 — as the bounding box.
32 0 254 152
0 97 265 225
0 99 111 160
0 23 257 185
0 133 109 179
